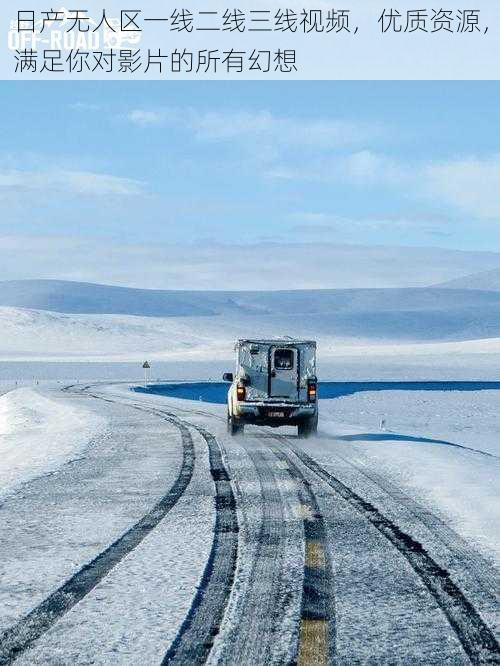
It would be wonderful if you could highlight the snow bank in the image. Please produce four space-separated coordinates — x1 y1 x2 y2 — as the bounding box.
0 388 105 498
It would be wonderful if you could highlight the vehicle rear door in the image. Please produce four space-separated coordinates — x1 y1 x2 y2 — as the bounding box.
269 347 299 400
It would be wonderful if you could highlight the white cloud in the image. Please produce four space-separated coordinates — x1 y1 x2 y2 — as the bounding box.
69 102 101 112
126 107 382 149
186 110 366 148
2 235 500 290
289 212 454 236
265 150 408 186
267 151 500 222
339 150 406 185
0 170 145 196
127 109 166 126
424 156 500 219
264 166 296 180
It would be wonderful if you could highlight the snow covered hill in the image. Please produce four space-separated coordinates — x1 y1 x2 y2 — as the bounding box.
1 300 500 362
2 280 500 362
1 279 500 318
433 268 500 292
4 243 500 291
0 280 216 317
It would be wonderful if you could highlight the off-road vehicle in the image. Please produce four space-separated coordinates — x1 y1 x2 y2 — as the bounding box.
223 338 318 438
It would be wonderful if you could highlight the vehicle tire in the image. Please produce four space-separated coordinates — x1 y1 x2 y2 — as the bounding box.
228 412 244 436
298 414 318 439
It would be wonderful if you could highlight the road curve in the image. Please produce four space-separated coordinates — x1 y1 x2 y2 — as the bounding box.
0 408 195 665
2 383 499 665
162 424 238 665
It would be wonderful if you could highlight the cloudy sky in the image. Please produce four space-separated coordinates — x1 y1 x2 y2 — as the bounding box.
1 81 499 288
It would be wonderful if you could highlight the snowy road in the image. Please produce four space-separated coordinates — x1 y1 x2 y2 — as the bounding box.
0 383 499 664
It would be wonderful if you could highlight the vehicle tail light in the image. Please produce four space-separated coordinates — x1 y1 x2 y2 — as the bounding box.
237 384 246 401
307 381 317 402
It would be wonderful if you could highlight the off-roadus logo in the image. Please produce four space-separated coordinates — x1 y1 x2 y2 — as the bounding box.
7 7 142 51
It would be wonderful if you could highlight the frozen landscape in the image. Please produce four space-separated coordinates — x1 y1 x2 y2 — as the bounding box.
1 277 500 378
1 78 499 664
0 273 499 664
0 380 498 664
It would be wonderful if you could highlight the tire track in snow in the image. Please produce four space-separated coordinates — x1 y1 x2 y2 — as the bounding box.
268 441 335 666
161 425 238 665
282 439 500 665
0 408 195 665
66 386 500 663
68 389 240 665
218 442 294 664
73 389 240 665
319 443 500 618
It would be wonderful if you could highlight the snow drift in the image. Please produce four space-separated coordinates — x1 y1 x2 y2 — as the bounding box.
0 388 106 497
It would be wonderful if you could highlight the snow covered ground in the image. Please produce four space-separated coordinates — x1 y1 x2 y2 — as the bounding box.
1 304 500 388
1 278 500 362
2 303 500 363
2 382 496 564
1 278 499 385
125 381 500 564
0 278 498 662
2 301 500 360
97 381 500 563
325 388 500 456
0 387 106 498
0 382 498 664
0 385 218 665
317 389 500 562
1 346 500 390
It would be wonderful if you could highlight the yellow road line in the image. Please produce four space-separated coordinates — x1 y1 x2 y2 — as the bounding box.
305 540 326 569
298 619 328 666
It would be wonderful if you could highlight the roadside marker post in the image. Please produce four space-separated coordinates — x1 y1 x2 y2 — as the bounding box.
142 361 151 388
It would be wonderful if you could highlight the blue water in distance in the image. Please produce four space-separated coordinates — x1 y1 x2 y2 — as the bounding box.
134 381 500 405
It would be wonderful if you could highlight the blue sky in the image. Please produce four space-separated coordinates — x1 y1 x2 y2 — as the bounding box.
0 81 499 287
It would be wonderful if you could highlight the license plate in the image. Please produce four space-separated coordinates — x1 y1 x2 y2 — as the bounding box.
268 411 285 418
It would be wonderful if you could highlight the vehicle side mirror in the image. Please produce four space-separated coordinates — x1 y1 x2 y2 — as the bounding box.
222 372 234 382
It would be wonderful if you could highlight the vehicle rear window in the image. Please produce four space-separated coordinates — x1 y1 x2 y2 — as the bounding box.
274 348 294 370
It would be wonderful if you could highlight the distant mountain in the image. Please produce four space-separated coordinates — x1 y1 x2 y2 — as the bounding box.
1 279 500 319
1 281 500 361
432 268 500 292
0 280 216 317
4 242 500 291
